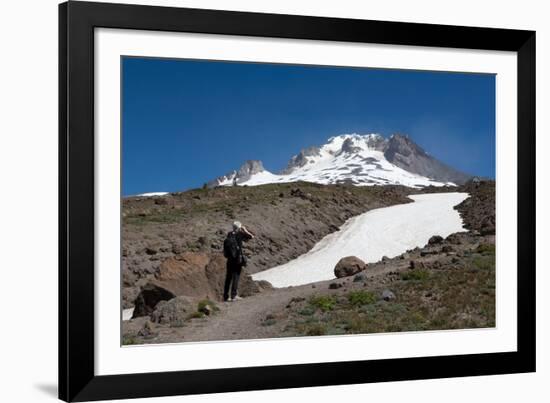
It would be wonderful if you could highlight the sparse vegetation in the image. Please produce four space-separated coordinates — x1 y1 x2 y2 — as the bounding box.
347 290 377 306
298 306 315 316
169 319 186 328
476 243 496 254
122 335 138 345
197 299 218 315
309 295 337 312
284 248 495 337
261 314 277 326
187 311 205 319
305 323 327 336
400 268 430 281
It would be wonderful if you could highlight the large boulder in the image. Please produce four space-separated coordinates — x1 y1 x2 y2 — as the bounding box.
132 252 270 317
445 233 464 245
150 296 195 326
122 286 140 309
428 235 444 245
334 256 367 278
200 253 269 297
154 252 212 298
132 282 176 318
155 252 265 299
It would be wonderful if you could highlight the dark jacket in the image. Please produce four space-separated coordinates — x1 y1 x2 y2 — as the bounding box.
226 230 252 266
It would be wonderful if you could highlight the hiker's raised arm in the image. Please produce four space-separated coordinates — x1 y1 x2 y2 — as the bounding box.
242 226 255 239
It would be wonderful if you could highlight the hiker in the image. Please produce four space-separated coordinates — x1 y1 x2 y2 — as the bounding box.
223 221 255 302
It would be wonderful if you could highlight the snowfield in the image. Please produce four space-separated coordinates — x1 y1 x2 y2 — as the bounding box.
252 192 469 288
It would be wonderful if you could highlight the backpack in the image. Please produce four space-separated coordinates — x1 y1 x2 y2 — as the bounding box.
223 232 240 260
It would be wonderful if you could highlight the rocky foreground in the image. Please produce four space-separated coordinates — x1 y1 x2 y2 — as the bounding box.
122 180 495 345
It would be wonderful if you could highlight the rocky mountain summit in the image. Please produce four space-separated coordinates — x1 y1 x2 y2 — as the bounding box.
208 133 471 189
383 134 471 184
208 160 265 187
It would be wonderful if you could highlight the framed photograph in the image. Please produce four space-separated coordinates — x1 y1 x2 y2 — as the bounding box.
59 1 535 401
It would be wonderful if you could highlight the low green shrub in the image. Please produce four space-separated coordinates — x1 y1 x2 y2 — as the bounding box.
197 299 218 314
305 323 327 336
309 295 337 312
476 243 496 255
347 290 377 306
122 335 138 345
401 268 430 281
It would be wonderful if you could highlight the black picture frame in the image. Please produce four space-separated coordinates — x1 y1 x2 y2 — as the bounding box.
59 1 536 401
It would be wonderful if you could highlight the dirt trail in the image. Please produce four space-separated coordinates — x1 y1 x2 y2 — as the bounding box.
132 261 406 344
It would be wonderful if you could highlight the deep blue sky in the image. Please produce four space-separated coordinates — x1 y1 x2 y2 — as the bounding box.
122 57 495 196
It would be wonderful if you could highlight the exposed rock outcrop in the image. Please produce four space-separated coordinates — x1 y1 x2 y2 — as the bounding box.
384 134 471 185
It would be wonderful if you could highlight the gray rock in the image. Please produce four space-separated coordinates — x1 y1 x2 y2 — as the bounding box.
150 296 194 326
445 233 463 245
353 273 366 282
122 286 140 309
340 138 363 154
442 245 455 253
138 320 157 338
132 283 176 318
381 289 396 301
428 235 444 245
145 246 158 255
420 250 438 256
208 160 265 187
280 146 322 174
154 197 169 205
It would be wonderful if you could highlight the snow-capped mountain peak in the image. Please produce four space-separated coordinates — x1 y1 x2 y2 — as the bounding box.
324 133 385 154
208 133 470 189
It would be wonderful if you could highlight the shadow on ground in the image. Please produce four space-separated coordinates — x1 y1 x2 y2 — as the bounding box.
34 383 57 399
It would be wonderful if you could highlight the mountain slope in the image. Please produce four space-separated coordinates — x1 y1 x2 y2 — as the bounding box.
209 133 470 189
383 134 471 185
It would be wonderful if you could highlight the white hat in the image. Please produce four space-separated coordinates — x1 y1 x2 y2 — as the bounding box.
232 221 242 230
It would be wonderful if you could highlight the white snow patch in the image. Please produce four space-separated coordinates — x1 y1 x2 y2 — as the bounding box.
122 307 135 321
252 192 469 288
135 192 169 197
242 170 283 185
